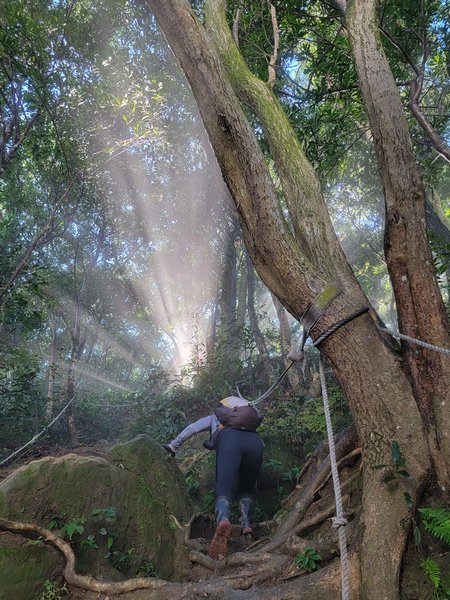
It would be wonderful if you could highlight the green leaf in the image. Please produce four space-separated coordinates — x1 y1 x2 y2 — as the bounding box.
382 474 396 484
65 520 84 540
400 515 411 528
413 526 421 547
397 470 411 479
391 441 402 467
404 492 413 509
421 558 441 589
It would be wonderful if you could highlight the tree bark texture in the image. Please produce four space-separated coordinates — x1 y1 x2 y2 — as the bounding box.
145 1 438 597
346 0 450 487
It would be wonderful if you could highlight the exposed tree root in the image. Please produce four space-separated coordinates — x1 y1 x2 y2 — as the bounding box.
293 497 356 537
0 518 168 594
315 447 362 494
188 550 278 570
264 425 358 552
0 425 361 598
219 552 361 600
0 516 358 599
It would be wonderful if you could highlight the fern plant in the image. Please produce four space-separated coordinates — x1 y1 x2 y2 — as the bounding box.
421 559 450 599
419 508 450 599
419 508 450 545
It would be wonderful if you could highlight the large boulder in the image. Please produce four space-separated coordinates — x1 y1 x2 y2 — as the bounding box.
0 435 192 599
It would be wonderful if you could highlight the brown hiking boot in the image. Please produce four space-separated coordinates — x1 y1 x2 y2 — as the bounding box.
208 497 232 559
208 519 232 559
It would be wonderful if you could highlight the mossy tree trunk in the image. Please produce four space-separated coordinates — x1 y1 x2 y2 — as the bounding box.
345 0 450 491
145 0 448 598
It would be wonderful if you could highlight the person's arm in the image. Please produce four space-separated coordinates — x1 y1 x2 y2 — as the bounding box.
165 415 216 454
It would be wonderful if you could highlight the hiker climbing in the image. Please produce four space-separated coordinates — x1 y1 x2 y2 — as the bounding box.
163 396 264 559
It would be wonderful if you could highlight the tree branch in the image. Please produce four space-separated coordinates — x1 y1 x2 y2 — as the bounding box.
268 3 279 88
232 6 241 48
0 179 78 304
379 26 420 75
409 75 450 163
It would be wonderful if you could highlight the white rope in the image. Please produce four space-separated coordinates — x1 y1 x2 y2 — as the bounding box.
379 327 450 356
0 396 76 468
319 355 350 600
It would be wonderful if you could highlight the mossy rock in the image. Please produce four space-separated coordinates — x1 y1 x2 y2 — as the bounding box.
0 533 64 600
0 435 192 596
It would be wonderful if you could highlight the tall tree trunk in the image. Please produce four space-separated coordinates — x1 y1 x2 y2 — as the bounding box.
219 232 238 363
235 241 248 350
271 292 299 391
145 1 433 597
346 0 450 489
206 299 219 365
64 297 84 446
46 313 58 421
83 332 99 366
426 189 450 315
65 342 79 446
245 250 272 386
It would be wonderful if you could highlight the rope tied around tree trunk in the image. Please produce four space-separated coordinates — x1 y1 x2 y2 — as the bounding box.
312 307 369 347
319 354 350 600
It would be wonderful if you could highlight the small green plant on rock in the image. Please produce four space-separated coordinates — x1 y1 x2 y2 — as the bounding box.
81 534 99 548
138 558 157 577
91 506 117 521
108 547 135 571
39 579 68 600
373 441 411 484
202 489 215 513
294 547 322 572
185 469 200 494
48 515 85 541
282 465 300 485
